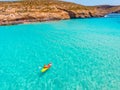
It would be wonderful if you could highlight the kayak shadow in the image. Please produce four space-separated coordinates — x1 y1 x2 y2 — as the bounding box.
39 70 49 77
39 72 46 77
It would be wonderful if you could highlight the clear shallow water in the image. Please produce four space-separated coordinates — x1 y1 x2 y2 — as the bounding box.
0 17 120 90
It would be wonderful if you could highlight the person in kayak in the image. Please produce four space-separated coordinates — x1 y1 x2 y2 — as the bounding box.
44 63 52 68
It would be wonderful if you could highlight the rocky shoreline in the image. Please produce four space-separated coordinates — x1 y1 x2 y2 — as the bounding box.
0 1 120 26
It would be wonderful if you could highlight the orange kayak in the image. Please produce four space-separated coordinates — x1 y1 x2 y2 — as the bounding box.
41 63 52 73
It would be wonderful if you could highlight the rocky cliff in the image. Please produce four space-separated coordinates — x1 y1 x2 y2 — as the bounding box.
0 0 120 25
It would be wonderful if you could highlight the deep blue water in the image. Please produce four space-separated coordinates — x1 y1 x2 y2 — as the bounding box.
0 16 120 90
105 13 120 18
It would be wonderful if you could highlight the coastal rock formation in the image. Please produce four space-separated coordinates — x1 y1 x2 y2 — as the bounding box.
0 0 120 25
96 5 120 13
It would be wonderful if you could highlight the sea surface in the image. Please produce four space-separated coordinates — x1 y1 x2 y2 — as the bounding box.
105 13 120 18
0 15 120 90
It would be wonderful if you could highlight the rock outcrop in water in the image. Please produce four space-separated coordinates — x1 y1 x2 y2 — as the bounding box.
0 0 120 25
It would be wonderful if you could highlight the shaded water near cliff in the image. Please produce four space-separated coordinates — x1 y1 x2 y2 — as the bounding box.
0 17 120 90
105 13 120 18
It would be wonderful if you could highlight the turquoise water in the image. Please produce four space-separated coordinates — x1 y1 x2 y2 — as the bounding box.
0 17 120 90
